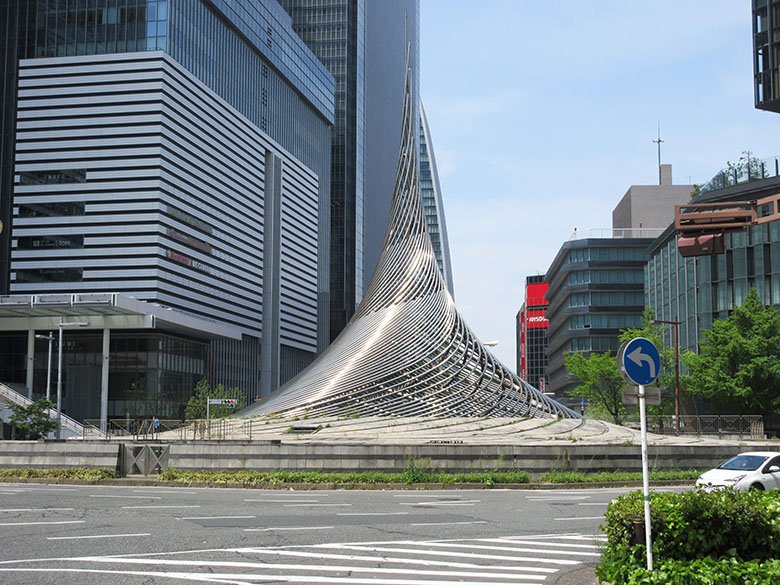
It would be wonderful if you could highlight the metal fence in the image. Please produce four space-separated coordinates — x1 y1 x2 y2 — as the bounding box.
626 415 764 439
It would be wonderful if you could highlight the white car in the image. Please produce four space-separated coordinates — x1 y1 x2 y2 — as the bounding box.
696 451 780 492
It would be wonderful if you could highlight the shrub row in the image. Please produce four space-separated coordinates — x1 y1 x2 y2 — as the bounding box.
597 489 780 584
0 467 116 482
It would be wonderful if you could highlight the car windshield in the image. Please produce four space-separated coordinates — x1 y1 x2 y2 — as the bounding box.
718 455 768 471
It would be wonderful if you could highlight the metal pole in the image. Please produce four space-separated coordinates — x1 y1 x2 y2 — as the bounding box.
639 384 654 571
46 333 52 403
206 396 210 422
56 323 63 439
673 318 680 434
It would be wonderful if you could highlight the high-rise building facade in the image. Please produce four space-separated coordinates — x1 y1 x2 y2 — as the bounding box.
419 102 454 294
517 276 549 392
0 0 335 426
544 236 653 396
753 0 780 113
280 0 420 341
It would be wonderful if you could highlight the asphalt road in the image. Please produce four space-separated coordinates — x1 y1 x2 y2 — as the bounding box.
0 482 661 584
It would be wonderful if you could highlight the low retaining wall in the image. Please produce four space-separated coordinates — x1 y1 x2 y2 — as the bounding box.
0 440 769 477
164 441 755 475
0 441 120 471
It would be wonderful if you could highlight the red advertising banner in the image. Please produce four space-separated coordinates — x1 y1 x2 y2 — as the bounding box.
525 309 548 329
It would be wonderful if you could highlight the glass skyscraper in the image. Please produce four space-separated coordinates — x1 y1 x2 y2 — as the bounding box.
280 0 420 341
0 0 335 425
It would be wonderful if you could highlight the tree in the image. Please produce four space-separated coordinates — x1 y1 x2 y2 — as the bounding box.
565 351 626 425
620 308 679 416
684 289 780 416
184 379 244 420
6 399 59 440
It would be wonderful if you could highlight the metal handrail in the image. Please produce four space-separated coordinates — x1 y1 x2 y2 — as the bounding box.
0 382 106 438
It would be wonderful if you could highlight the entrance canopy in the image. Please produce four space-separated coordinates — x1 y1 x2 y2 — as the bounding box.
0 293 242 340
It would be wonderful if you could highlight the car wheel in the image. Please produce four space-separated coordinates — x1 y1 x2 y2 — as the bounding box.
750 483 765 491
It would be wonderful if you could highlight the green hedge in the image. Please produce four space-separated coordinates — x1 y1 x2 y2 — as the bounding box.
0 467 116 482
597 490 780 584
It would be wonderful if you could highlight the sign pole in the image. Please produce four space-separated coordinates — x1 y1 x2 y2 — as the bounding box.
206 396 210 422
639 383 653 571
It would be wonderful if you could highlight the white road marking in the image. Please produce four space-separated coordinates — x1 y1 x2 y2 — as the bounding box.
283 503 352 507
179 515 255 520
122 505 202 510
89 495 162 500
71 555 551 581
132 490 198 495
244 526 334 532
578 502 609 506
0 567 548 585
322 544 581 566
245 499 320 503
554 516 604 521
233 547 558 573
0 520 85 527
0 508 74 513
47 533 151 541
410 521 488 527
337 512 409 516
526 496 590 501
483 538 601 550
390 540 599 557
400 500 479 506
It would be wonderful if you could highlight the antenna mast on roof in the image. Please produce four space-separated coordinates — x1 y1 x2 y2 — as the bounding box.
652 120 664 186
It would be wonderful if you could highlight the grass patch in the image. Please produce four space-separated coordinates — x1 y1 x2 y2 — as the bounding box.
0 467 117 482
540 469 700 483
157 467 532 487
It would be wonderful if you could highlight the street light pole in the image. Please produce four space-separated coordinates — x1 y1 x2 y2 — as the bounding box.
653 317 681 434
34 332 54 402
56 319 89 439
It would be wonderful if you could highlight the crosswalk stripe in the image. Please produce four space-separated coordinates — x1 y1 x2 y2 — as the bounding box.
482 538 602 550
322 544 581 566
388 541 600 557
75 555 550 581
0 567 548 585
234 547 558 573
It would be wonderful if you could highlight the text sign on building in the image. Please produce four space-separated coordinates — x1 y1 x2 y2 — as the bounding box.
618 337 661 386
525 309 548 329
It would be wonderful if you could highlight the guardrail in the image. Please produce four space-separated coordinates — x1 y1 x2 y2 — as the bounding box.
0 382 105 439
625 415 764 439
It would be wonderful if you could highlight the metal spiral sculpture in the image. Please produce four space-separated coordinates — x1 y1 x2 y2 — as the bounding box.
243 64 579 420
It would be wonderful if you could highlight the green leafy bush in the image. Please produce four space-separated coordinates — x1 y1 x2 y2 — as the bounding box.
597 489 780 584
0 467 116 482
541 470 699 484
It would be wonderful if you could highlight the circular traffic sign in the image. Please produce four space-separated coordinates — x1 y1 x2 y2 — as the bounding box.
618 337 661 386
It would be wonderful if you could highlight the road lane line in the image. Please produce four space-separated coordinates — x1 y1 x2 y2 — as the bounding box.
554 516 605 521
283 503 352 507
132 490 198 495
179 515 256 520
245 499 321 503
0 508 74 513
410 521 488 527
122 505 202 510
526 496 590 501
399 500 478 506
337 512 409 516
0 520 85 527
47 533 151 541
244 526 334 532
89 495 162 500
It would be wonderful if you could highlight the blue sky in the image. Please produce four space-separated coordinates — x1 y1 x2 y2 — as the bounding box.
419 0 780 367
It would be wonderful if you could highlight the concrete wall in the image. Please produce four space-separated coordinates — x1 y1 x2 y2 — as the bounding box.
0 440 765 476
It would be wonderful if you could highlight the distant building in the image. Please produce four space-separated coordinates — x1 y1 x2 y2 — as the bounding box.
545 236 652 396
544 166 690 397
612 164 693 234
647 163 780 353
516 276 549 391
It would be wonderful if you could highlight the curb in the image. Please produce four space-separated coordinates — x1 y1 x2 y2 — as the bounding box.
0 477 691 490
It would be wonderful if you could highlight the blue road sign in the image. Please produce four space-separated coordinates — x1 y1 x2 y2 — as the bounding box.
619 337 661 386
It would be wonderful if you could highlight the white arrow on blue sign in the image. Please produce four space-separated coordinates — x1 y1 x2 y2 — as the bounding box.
618 337 661 386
